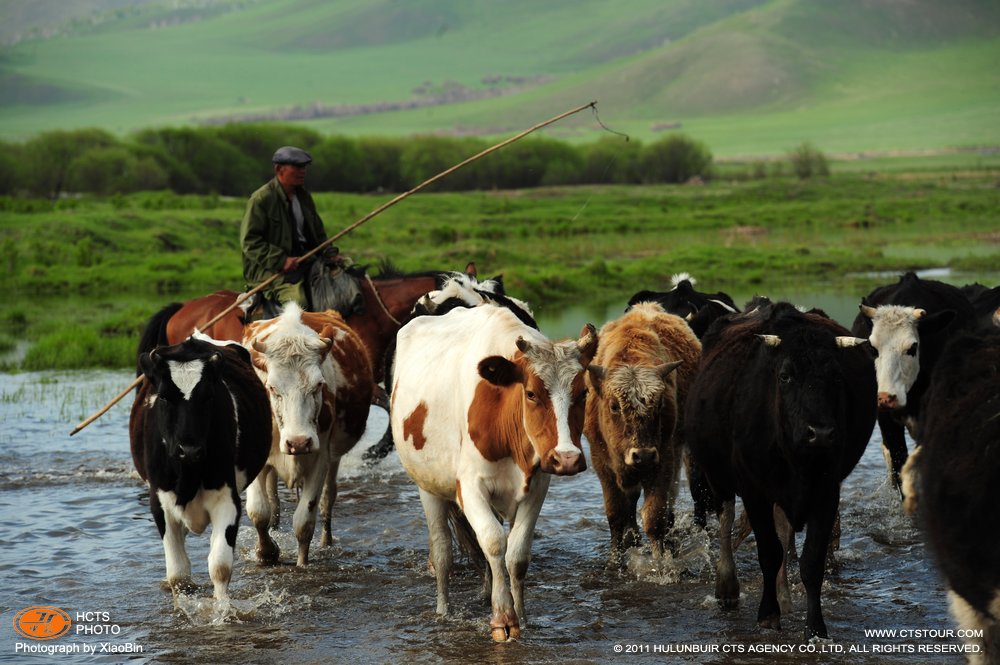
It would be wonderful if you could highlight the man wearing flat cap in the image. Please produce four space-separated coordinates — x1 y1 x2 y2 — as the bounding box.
240 145 363 316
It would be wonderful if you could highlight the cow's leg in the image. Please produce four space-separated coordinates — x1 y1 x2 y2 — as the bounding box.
744 493 783 631
878 413 908 499
715 499 740 608
266 470 280 529
506 474 550 628
800 491 838 640
319 456 342 547
642 448 680 557
206 486 240 601
685 451 713 529
292 459 329 566
418 488 453 616
774 506 794 616
462 487 517 642
595 471 641 560
155 494 192 591
246 467 280 563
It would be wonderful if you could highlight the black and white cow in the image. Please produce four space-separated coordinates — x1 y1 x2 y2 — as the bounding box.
909 324 1000 662
627 273 738 339
129 337 271 600
851 271 975 494
686 301 876 639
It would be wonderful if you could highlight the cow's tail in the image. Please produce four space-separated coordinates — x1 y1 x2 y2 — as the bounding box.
136 303 183 381
447 503 486 573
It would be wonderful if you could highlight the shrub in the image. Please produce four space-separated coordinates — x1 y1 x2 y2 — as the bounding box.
788 142 830 179
581 136 644 184
639 134 713 184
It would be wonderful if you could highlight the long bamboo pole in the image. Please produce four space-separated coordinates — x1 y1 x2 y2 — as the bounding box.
69 101 598 436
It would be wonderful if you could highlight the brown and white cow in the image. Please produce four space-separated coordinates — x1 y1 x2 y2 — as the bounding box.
390 304 597 642
584 302 701 560
244 304 373 566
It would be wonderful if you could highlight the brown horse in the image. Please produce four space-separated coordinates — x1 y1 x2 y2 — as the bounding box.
152 264 451 385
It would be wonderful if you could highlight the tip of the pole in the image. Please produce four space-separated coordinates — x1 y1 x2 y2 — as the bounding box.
69 426 82 437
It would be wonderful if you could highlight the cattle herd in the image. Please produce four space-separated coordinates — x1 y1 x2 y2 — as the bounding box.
129 268 1000 659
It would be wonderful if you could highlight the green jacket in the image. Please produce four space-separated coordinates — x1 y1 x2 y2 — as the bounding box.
240 178 330 289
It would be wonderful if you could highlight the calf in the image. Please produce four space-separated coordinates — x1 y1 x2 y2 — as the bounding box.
686 301 876 639
129 337 270 600
627 273 738 338
244 304 373 566
584 302 701 559
910 325 1000 663
852 271 975 494
391 305 597 641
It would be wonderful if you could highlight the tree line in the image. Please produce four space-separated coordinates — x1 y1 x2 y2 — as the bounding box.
0 124 720 198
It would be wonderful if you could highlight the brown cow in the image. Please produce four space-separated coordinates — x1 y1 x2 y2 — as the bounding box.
584 302 701 559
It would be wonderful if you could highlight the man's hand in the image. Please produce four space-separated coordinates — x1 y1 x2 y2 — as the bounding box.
282 256 299 273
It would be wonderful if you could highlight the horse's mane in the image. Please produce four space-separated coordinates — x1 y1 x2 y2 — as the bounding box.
352 258 448 283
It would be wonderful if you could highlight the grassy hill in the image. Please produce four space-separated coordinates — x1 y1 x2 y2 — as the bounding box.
1 0 998 156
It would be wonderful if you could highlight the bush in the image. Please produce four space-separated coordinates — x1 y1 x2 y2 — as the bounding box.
788 142 830 179
310 135 368 192
581 136 644 184
357 137 407 192
639 134 713 184
65 146 168 194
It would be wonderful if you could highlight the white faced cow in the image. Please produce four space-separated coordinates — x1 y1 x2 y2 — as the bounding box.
244 304 373 566
390 305 597 642
129 337 271 600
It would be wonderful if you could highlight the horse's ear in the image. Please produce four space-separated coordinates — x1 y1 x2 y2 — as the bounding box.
465 262 477 278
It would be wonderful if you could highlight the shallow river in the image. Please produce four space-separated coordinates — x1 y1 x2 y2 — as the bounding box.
0 359 966 665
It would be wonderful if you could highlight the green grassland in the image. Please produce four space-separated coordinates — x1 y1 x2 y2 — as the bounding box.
1 0 998 156
2 164 998 371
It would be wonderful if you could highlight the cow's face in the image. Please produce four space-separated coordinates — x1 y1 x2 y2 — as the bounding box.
249 326 333 456
757 332 865 457
586 361 682 486
477 324 597 476
140 347 224 466
861 304 954 410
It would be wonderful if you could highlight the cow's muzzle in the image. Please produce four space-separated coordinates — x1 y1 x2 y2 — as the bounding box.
805 426 836 448
177 444 203 463
283 436 316 455
625 447 659 469
545 450 586 476
877 392 903 411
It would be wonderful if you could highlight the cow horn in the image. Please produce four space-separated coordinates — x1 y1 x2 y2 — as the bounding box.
209 351 223 364
757 334 782 347
912 308 927 320
835 336 867 348
685 312 695 321
992 307 1000 329
860 304 878 319
252 339 267 353
577 323 597 351
658 360 683 377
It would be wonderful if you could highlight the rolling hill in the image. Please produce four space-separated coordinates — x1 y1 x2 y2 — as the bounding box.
1 0 998 157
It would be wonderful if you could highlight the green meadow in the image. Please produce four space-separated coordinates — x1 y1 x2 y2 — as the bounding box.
2 0 998 156
2 163 998 371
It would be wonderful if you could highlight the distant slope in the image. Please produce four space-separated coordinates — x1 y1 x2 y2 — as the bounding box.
1 0 998 156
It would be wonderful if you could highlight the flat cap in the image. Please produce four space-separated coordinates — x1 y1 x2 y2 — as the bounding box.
271 146 312 166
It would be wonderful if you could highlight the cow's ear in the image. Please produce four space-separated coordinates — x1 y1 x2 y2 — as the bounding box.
225 342 252 365
586 364 606 396
490 274 505 295
465 261 477 278
478 356 523 386
918 309 956 336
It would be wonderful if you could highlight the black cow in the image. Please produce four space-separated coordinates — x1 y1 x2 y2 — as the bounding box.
686 301 876 639
964 283 1000 330
911 324 1000 659
129 336 271 600
851 271 975 494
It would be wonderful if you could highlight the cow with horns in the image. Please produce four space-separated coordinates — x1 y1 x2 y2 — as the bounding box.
851 271 975 495
390 305 597 641
129 335 271 600
686 301 876 639
584 302 701 560
244 304 374 566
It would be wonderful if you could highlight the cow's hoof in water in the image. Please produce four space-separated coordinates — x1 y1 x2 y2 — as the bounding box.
256 540 280 564
490 625 521 642
758 614 782 631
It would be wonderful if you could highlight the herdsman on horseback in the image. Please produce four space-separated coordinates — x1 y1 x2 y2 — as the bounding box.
240 145 364 318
